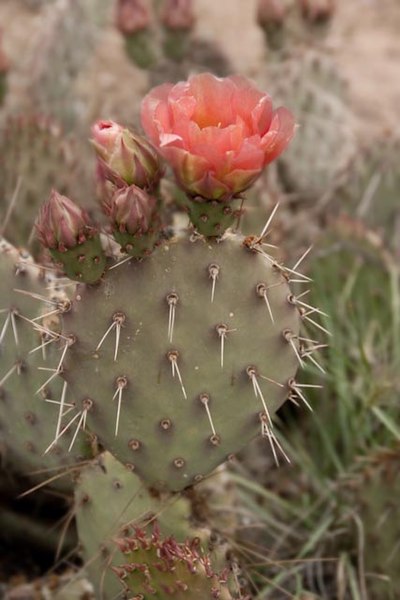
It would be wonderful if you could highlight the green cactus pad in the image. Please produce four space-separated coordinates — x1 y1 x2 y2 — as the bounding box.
114 525 233 599
59 231 300 491
0 238 93 486
124 30 157 70
49 235 106 284
75 452 206 600
178 196 242 237
269 50 355 201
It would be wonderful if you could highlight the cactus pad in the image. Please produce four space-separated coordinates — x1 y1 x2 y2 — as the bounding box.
57 231 300 491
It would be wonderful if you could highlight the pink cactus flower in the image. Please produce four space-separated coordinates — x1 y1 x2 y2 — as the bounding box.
161 0 195 31
141 73 295 200
115 0 151 35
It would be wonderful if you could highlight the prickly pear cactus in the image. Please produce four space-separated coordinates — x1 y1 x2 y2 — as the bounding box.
51 230 300 492
333 132 400 255
75 452 234 600
0 238 93 486
0 115 92 250
15 0 109 128
114 525 233 599
269 50 356 201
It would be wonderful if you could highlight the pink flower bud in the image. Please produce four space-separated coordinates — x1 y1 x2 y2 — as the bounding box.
91 120 162 191
36 190 93 251
0 30 9 74
299 0 335 23
115 0 151 35
141 73 295 201
110 185 157 235
257 0 287 27
161 0 195 31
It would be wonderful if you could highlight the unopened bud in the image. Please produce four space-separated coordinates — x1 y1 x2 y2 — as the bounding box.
36 191 106 284
92 120 162 194
36 190 93 251
161 0 195 31
0 29 9 74
115 0 151 35
257 0 286 27
110 185 157 235
299 0 335 23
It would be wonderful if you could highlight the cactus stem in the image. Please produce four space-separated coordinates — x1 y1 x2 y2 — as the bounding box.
14 287 59 306
167 350 187 400
199 393 217 438
166 292 179 343
247 366 273 428
208 263 220 303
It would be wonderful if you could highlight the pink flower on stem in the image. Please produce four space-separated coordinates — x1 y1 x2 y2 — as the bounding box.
115 0 151 35
141 73 295 201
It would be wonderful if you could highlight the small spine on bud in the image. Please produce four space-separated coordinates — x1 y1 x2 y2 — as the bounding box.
36 190 106 284
109 185 160 257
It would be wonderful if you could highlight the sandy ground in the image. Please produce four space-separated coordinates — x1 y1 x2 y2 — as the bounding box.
0 0 399 134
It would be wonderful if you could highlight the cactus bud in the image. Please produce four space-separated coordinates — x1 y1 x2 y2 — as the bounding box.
109 185 160 257
92 120 162 196
161 0 195 31
115 0 156 69
256 0 287 50
110 185 157 235
257 0 286 28
0 29 9 105
299 0 335 24
115 0 151 35
36 190 92 251
36 190 106 284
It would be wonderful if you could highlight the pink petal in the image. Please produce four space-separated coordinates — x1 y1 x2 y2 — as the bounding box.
261 107 296 163
141 83 174 143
